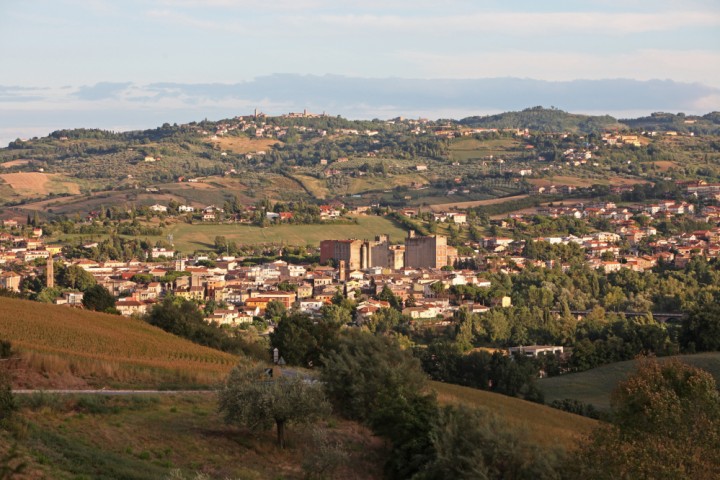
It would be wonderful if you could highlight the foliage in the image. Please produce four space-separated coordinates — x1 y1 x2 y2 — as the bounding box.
82 284 117 313
416 405 563 480
417 343 544 402
321 330 438 477
217 364 331 448
301 427 350 480
0 444 26 480
146 297 265 359
681 288 720 352
0 371 15 423
321 330 428 422
572 357 720 479
460 106 620 133
269 311 343 368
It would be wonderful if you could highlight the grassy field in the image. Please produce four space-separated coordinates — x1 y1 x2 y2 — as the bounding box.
449 137 523 162
527 175 646 188
291 174 331 199
167 215 408 251
208 136 279 154
537 353 720 410
432 381 597 450
3 393 385 480
428 194 529 212
0 297 239 388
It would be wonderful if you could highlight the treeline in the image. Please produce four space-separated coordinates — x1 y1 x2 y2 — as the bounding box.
459 106 620 133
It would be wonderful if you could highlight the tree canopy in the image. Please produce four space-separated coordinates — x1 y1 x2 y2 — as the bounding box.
218 364 330 448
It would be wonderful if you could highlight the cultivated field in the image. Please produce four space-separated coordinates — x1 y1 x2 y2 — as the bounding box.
428 194 529 212
0 172 82 202
0 159 30 168
537 352 720 410
167 215 408 251
0 297 238 388
527 175 647 188
652 160 679 172
449 137 523 162
208 136 279 154
291 174 331 199
432 381 597 450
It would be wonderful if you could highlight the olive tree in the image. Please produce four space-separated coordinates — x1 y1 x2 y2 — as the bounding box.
218 365 330 448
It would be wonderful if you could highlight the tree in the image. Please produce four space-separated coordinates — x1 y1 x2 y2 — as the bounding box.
573 357 720 479
417 405 562 480
82 284 116 313
321 330 427 422
264 300 286 322
681 290 720 351
270 312 341 367
56 264 96 291
218 364 330 448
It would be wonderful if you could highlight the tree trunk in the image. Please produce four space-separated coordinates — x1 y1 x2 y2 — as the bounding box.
276 420 286 449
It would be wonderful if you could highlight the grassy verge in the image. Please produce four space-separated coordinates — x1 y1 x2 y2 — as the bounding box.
537 352 720 410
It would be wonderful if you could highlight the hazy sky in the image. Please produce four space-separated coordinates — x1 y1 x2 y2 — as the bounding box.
1 0 719 144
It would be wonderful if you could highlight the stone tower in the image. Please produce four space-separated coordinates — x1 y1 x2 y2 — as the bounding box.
46 255 54 288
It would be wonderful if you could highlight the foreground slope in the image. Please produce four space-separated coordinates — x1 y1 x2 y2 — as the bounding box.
431 381 597 449
0 297 238 388
537 353 720 410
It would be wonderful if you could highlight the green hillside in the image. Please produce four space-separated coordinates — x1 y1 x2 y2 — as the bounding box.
431 381 597 450
538 353 720 410
459 106 623 133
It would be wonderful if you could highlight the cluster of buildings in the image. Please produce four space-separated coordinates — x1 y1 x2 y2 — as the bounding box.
320 231 457 271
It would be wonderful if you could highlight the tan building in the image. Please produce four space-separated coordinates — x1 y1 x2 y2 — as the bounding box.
404 232 457 268
320 235 399 270
0 271 21 292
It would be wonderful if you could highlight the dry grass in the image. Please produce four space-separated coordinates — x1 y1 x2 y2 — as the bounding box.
8 393 386 480
652 160 679 172
428 194 529 212
166 215 407 251
527 176 646 188
209 136 279 154
431 381 598 450
0 297 238 387
291 174 330 199
0 172 81 196
0 159 30 168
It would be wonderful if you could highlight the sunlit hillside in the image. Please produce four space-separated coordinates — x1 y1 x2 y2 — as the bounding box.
0 297 239 388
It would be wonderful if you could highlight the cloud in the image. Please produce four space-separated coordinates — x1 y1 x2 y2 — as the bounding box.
75 82 133 101
313 11 720 35
399 49 720 88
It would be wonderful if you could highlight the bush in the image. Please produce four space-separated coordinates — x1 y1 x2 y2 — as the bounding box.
0 372 15 422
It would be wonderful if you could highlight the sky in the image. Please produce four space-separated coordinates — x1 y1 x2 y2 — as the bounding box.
1 0 719 144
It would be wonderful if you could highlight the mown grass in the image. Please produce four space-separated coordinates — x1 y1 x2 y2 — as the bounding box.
166 215 408 251
0 297 238 388
537 352 720 410
431 381 598 450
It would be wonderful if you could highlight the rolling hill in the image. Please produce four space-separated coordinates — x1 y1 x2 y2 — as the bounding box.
537 352 720 410
431 381 597 450
0 297 239 388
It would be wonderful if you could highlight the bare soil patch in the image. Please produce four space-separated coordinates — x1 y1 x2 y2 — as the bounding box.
0 159 30 168
210 136 280 154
